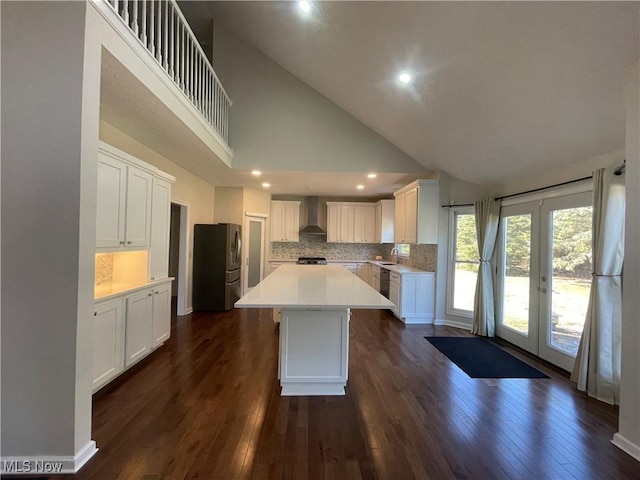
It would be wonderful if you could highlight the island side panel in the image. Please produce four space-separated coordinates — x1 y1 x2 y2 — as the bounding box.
280 308 350 396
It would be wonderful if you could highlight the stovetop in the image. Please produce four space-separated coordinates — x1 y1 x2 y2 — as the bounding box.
296 257 328 265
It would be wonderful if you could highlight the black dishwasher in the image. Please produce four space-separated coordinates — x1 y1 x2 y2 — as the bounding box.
380 268 390 299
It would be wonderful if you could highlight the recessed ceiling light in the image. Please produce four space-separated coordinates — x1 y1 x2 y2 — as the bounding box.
262 182 271 188
356 185 364 190
398 72 412 84
251 170 261 176
298 1 311 13
367 173 377 179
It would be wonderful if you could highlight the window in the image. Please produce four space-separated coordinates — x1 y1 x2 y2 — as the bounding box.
447 208 479 315
396 243 410 257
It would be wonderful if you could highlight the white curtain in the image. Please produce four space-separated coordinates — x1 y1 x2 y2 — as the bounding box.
571 168 625 405
472 197 501 337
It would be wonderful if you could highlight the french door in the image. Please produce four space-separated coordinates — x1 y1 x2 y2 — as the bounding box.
496 192 592 371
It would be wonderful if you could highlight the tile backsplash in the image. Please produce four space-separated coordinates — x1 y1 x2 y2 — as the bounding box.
95 253 114 286
270 234 438 272
382 243 437 272
271 234 385 261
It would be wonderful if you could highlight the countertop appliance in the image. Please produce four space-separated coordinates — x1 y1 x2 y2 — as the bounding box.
296 257 327 265
193 223 242 311
380 268 390 298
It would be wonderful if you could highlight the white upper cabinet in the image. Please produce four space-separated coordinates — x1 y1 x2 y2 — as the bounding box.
96 155 127 248
327 202 376 243
394 180 439 244
96 145 164 250
353 206 376 243
270 201 300 242
149 176 172 281
124 167 153 247
375 200 395 243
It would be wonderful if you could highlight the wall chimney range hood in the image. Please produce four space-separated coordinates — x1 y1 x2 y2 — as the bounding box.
300 196 326 235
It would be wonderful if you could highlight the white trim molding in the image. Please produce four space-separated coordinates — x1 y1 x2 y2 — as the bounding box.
1 441 98 475
612 433 640 462
434 318 473 331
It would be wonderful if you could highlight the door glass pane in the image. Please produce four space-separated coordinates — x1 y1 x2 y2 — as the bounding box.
503 214 532 335
248 221 262 288
549 206 592 356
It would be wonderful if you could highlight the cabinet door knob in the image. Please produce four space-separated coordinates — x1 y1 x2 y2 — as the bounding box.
94 312 97 316
119 241 125 245
127 241 132 245
148 292 152 297
155 291 159 294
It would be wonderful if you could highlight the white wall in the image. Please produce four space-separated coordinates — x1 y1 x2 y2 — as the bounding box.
212 27 428 175
1 0 97 467
615 63 640 460
99 121 216 313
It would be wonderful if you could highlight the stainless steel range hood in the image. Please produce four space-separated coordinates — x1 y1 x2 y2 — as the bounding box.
300 196 326 235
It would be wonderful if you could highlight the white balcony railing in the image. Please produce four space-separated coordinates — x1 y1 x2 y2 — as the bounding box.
105 0 231 144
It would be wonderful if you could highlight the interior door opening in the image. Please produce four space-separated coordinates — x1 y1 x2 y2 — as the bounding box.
169 202 190 316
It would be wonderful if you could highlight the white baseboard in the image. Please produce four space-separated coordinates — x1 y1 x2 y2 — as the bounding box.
1 440 98 475
612 433 640 461
185 307 193 314
433 318 473 330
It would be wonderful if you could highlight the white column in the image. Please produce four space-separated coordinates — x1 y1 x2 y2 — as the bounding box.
614 62 640 461
1 1 98 472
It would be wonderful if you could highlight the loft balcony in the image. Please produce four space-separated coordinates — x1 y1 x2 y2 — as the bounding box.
92 0 233 168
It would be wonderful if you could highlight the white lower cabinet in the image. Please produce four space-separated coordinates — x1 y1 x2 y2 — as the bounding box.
357 263 370 283
92 298 125 392
125 289 154 367
370 265 381 291
93 280 172 392
152 282 172 347
389 271 435 324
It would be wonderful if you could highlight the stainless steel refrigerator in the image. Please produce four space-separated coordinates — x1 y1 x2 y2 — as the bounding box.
193 223 242 311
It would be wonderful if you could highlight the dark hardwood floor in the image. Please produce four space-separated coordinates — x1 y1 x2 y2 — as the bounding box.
61 306 637 479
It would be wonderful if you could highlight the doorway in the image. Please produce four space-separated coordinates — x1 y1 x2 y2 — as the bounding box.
243 214 267 294
496 191 593 371
169 202 190 315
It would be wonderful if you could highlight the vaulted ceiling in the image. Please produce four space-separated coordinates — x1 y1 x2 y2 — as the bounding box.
185 1 638 188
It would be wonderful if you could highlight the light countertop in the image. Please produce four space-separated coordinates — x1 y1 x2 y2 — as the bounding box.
269 258 433 274
367 261 433 274
95 277 173 302
236 264 394 309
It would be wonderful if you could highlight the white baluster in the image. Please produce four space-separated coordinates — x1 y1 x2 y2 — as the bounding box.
113 0 119 15
156 0 162 62
208 71 212 123
122 0 129 23
163 0 168 69
216 82 220 133
149 0 155 55
132 0 139 36
170 4 175 78
180 24 185 90
141 0 147 45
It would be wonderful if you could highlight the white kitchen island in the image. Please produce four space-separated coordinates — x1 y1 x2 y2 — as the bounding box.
235 264 394 396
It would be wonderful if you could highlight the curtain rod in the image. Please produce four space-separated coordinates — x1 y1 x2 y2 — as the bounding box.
441 174 593 208
442 160 625 208
495 175 593 201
